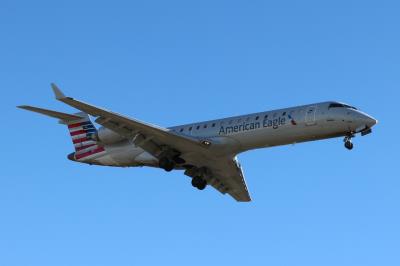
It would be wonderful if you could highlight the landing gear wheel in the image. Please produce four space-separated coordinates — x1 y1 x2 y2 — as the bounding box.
191 177 207 190
345 141 354 150
159 157 175 172
197 181 207 190
344 135 354 150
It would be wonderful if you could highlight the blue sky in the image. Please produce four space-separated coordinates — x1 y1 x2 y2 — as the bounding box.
0 1 399 265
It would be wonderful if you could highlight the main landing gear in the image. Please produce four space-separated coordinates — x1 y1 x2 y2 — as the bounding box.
344 135 354 150
158 155 185 172
191 176 207 190
184 166 209 191
158 157 175 172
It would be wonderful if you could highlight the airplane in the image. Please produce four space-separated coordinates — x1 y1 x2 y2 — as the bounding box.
18 84 378 202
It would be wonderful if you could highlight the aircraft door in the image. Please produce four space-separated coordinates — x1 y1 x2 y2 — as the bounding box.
305 106 317 126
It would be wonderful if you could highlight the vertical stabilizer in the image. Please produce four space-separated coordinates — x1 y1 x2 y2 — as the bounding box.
18 105 107 161
66 113 106 160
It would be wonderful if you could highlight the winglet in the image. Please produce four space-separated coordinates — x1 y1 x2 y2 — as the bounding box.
51 83 66 100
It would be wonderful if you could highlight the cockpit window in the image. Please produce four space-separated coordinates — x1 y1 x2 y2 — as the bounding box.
329 103 357 110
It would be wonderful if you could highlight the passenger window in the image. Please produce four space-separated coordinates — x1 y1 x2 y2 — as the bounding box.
255 116 259 120
212 123 216 127
264 114 268 119
180 128 184 132
196 125 200 130
189 127 192 131
282 112 286 116
204 124 207 129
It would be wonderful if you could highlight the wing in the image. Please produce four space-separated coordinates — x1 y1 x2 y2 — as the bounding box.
205 157 251 202
51 84 206 153
51 84 251 202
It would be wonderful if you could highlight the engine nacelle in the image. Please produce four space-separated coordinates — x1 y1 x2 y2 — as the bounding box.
91 127 126 144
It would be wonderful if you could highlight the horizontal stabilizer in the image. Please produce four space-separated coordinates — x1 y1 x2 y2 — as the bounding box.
17 105 83 122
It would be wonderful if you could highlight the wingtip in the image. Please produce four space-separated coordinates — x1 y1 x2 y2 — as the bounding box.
51 83 66 100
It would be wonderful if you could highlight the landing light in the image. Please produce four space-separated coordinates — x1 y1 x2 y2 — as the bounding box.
202 140 212 146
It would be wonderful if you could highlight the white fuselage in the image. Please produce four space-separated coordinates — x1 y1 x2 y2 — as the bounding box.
75 101 377 167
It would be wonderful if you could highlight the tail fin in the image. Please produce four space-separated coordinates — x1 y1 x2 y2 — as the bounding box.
67 113 96 144
18 105 105 160
64 112 106 160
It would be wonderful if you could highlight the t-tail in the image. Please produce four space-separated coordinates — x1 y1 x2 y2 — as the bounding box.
66 113 106 160
17 105 106 161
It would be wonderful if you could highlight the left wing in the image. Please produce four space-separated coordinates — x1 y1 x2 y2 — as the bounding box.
50 84 251 202
205 157 251 202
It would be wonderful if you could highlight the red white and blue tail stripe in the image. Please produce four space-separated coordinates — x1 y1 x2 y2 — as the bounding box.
67 114 106 160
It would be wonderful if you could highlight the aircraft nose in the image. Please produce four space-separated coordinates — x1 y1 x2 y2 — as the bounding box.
361 113 378 128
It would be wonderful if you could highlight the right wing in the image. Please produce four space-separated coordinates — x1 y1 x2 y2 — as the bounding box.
49 84 252 202
50 84 209 156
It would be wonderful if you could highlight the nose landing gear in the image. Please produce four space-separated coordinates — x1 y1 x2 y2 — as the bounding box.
344 135 354 150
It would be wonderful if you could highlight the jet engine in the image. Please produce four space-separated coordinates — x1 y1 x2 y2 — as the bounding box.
90 127 126 144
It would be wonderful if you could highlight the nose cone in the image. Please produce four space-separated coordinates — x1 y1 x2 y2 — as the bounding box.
361 113 378 128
